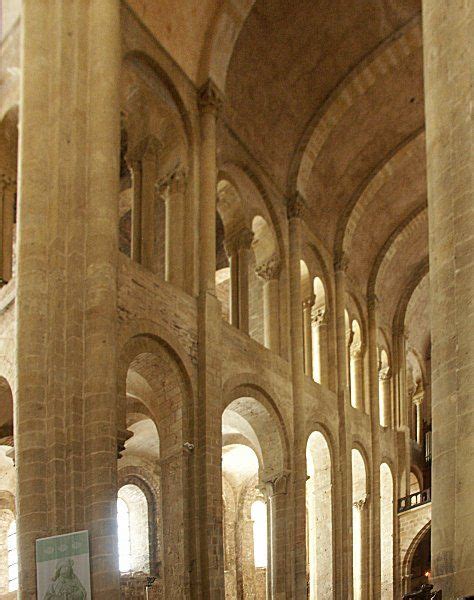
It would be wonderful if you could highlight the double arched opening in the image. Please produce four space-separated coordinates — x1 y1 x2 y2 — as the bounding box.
119 54 192 292
117 334 193 597
215 173 282 353
300 259 330 386
222 385 288 599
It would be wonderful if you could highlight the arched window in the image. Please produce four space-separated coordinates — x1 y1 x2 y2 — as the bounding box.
7 520 18 592
251 500 267 569
117 484 150 574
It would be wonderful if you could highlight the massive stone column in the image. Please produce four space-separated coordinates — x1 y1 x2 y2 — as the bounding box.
287 193 307 597
423 2 474 596
16 1 121 597
196 79 225 598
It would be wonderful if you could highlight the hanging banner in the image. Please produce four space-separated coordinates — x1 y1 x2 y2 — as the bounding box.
36 530 91 600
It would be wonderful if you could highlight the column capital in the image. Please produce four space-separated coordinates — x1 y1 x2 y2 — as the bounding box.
255 253 281 281
334 252 349 272
287 192 307 220
311 305 327 325
378 365 392 381
353 493 369 511
412 391 424 406
367 293 378 312
0 173 16 192
350 341 363 359
302 294 316 310
224 227 254 256
198 79 224 115
157 167 188 198
127 134 163 163
259 470 290 497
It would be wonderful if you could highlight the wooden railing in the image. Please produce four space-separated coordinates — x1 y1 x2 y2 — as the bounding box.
398 488 431 513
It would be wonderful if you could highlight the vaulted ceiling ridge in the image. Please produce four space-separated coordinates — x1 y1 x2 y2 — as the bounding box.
333 126 424 259
291 14 422 198
368 204 427 299
342 129 426 258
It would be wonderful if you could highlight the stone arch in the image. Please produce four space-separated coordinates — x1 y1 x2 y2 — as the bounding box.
117 333 194 597
290 17 422 199
402 521 431 594
371 208 428 302
222 380 288 477
117 468 161 577
198 0 257 90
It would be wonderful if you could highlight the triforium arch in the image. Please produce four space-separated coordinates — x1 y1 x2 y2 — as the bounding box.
402 521 431 595
120 51 194 290
117 332 195 598
222 380 290 599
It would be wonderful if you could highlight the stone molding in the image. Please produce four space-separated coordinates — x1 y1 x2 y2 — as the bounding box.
117 428 134 459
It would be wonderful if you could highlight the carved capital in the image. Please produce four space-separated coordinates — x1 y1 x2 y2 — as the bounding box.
350 341 363 359
255 254 281 281
379 365 392 381
224 227 254 256
412 391 424 406
334 252 349 273
367 293 378 312
157 168 188 198
302 294 316 310
287 192 306 220
260 470 290 497
0 174 16 193
198 79 224 114
353 493 369 511
127 135 163 163
311 306 327 325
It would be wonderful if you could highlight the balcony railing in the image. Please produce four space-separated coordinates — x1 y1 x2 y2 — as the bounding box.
398 488 431 513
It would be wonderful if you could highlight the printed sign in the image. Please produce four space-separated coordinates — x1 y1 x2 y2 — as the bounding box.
36 530 91 600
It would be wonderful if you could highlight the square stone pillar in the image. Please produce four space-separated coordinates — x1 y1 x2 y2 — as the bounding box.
16 1 121 596
423 1 474 596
